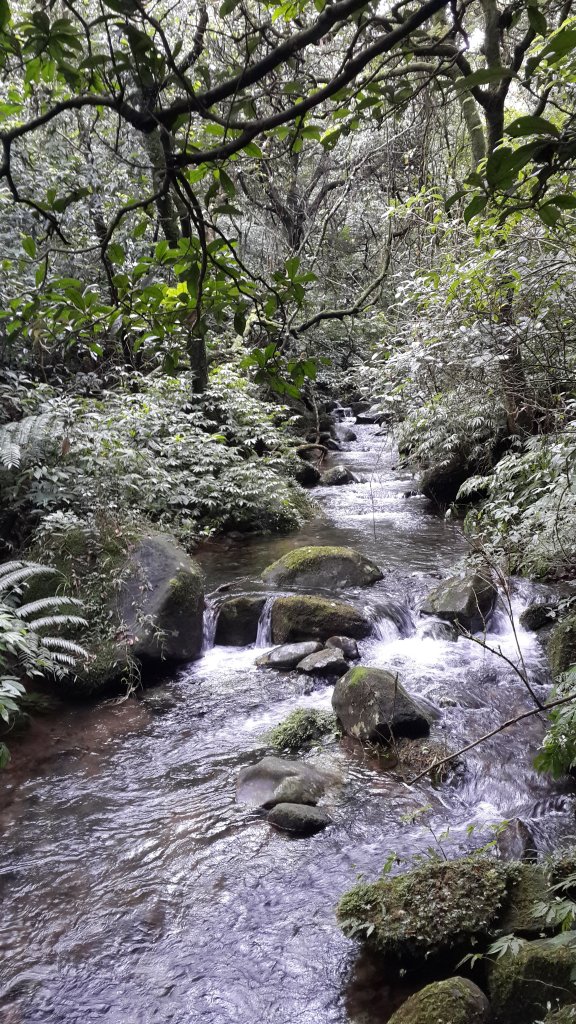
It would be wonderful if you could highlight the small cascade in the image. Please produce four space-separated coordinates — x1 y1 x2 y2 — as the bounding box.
370 599 414 640
201 597 221 652
255 596 275 647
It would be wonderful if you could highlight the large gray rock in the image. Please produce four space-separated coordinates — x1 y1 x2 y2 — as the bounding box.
261 545 383 590
256 641 323 669
520 602 555 632
267 802 331 835
215 595 266 646
296 648 349 677
236 755 335 808
421 572 497 631
419 456 470 504
320 466 354 486
115 534 204 662
332 667 431 742
387 978 490 1024
271 596 372 644
488 932 576 1024
294 461 321 487
548 615 576 678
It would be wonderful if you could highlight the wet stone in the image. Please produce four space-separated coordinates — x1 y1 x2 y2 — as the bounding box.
325 636 360 660
297 648 349 677
320 466 354 486
267 802 331 835
256 641 323 670
236 755 334 809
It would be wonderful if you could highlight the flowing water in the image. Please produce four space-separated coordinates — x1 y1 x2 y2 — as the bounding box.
0 417 573 1024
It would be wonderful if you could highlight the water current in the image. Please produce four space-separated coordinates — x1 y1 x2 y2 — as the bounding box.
0 416 572 1024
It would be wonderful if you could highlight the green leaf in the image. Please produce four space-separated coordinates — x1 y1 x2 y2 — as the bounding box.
464 194 488 224
549 194 576 209
538 203 561 225
0 0 10 32
107 243 125 265
455 67 512 90
219 168 236 198
507 115 559 138
22 236 36 259
219 0 239 14
242 142 262 158
527 5 547 36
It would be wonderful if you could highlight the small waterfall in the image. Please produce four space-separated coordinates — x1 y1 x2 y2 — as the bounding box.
202 597 220 652
255 596 275 647
370 599 415 640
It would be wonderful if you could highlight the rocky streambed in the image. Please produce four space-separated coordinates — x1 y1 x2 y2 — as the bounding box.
0 414 574 1024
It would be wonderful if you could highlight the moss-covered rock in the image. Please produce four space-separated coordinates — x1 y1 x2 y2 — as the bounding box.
387 977 490 1024
214 595 266 646
261 545 382 590
488 932 576 1024
268 708 337 751
419 457 470 505
548 616 576 678
270 595 372 644
26 524 204 697
421 572 497 631
320 466 354 485
332 667 431 742
267 802 331 835
519 602 556 632
337 857 519 965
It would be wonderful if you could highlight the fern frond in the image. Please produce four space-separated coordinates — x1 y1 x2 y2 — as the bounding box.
0 562 56 593
18 596 84 618
0 412 63 470
41 637 88 657
28 615 87 631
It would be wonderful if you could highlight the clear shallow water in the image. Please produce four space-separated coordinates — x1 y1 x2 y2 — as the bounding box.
0 421 572 1024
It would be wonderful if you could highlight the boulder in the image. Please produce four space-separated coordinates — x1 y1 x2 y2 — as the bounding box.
261 545 383 590
355 411 385 425
350 400 371 415
332 667 431 742
326 636 360 660
548 616 576 678
337 856 519 964
115 534 204 662
294 461 321 487
421 572 497 631
387 978 490 1024
271 596 372 644
495 818 537 863
297 444 325 467
267 802 331 835
214 595 266 646
256 641 323 670
236 755 334 808
320 466 354 485
520 602 556 632
297 648 349 677
488 932 576 1024
419 456 470 504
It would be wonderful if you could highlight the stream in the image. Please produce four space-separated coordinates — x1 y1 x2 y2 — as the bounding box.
0 416 573 1024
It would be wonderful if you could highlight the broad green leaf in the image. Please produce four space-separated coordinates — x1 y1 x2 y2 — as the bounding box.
464 194 487 224
507 115 559 138
22 236 36 258
455 67 512 90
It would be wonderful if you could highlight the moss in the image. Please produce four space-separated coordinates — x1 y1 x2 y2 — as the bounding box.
271 595 371 643
488 932 576 1024
381 737 460 784
500 865 549 935
548 616 576 678
544 1006 576 1024
337 857 520 963
268 708 337 751
387 977 489 1024
261 545 382 588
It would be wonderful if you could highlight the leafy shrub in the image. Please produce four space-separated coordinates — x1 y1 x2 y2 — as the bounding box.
0 366 313 548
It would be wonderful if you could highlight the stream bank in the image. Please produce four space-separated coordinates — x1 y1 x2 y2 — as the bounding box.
0 415 573 1024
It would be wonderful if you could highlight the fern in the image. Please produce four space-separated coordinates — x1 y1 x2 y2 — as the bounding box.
0 412 64 470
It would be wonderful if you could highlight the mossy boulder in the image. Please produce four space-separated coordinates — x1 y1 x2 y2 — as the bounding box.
337 857 520 966
520 602 556 632
419 457 470 504
332 667 431 742
214 595 266 646
261 545 382 590
270 595 372 644
548 616 576 678
320 466 354 485
387 977 490 1024
115 534 204 663
488 932 576 1024
421 572 497 631
26 525 204 696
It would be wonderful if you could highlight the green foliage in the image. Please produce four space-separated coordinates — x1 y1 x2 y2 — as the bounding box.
0 558 86 761
534 669 576 777
267 707 337 751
